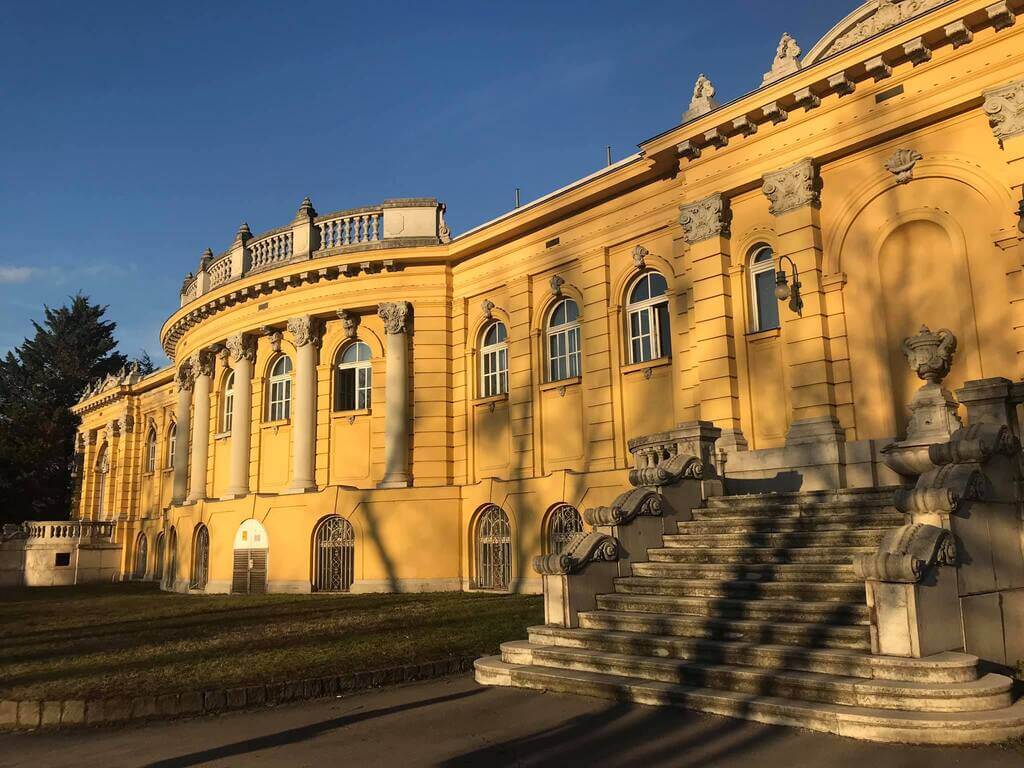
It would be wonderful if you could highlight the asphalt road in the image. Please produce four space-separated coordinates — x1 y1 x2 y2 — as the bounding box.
1 674 1023 768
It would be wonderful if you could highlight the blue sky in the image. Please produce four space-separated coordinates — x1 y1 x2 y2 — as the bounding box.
0 0 854 365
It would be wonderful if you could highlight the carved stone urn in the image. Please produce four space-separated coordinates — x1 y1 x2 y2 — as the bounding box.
882 325 963 476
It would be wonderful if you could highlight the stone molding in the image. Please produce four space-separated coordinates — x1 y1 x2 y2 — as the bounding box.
225 333 257 364
804 0 946 65
532 532 618 576
762 158 820 215
378 301 411 335
287 316 323 348
853 523 957 583
583 488 662 527
983 79 1024 144
884 148 922 184
679 193 730 244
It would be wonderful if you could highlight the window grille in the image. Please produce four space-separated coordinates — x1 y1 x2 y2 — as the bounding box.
313 516 355 592
190 525 209 590
547 504 584 555
475 505 511 590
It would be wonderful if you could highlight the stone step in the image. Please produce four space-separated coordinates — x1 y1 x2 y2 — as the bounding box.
706 487 901 511
499 642 1012 713
596 593 870 624
662 529 887 549
579 609 871 650
614 576 865 602
474 657 1024 745
692 502 898 521
678 512 905 535
526 625 980 684
647 545 873 565
630 561 862 583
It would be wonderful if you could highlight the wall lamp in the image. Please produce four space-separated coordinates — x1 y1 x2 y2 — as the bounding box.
774 255 804 315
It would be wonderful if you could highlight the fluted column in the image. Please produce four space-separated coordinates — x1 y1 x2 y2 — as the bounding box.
286 316 322 493
225 333 256 498
171 362 194 504
378 301 411 488
186 350 214 502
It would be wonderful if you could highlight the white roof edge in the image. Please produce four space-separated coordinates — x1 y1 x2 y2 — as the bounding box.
452 152 645 242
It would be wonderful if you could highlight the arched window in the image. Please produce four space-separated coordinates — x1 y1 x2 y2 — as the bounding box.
133 533 148 579
312 516 355 592
167 423 176 469
94 445 110 520
154 531 166 581
145 428 157 473
190 524 210 591
474 505 511 590
626 272 670 364
546 503 584 555
334 342 372 411
221 370 235 432
547 299 581 382
267 355 293 421
749 245 780 332
480 322 508 397
166 527 178 588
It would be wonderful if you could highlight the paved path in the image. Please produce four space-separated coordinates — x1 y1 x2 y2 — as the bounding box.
1 674 1022 767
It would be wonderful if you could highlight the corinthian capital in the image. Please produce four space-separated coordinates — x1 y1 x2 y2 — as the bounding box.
225 333 257 364
378 301 411 335
175 363 195 393
678 193 730 244
762 158 820 215
983 79 1024 145
189 349 215 378
287 316 323 348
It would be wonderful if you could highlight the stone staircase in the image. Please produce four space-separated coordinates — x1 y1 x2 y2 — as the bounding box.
476 487 1024 744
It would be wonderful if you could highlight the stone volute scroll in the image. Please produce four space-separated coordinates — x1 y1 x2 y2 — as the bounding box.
679 193 731 244
583 488 662 527
982 78 1024 145
682 73 719 122
762 158 821 215
532 532 618 577
287 315 324 349
853 523 957 584
225 333 257 364
378 301 411 335
762 32 801 85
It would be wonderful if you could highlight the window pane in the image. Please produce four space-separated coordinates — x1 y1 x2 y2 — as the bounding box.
565 300 579 323
755 270 780 330
629 275 650 303
336 368 355 411
655 302 671 358
648 272 668 297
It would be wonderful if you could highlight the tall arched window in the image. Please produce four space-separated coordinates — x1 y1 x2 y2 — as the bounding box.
221 370 235 432
166 527 178 588
312 515 356 592
547 299 581 382
480 322 508 397
167 423 176 469
133 533 148 579
145 428 157 473
154 531 166 581
626 272 670 364
190 524 210 591
749 245 780 332
334 342 372 411
474 505 511 590
267 355 292 421
546 503 584 555
94 444 110 520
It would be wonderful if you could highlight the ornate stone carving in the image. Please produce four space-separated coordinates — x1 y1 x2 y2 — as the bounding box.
294 196 317 220
549 275 565 296
438 203 452 244
189 349 215 378
807 0 946 64
903 37 932 65
337 310 361 339
828 72 856 96
225 333 256 364
885 148 922 184
262 326 283 353
853 523 957 583
903 325 956 385
175 363 195 393
762 102 788 124
378 301 411 335
198 248 214 272
583 488 662 527
679 193 730 244
732 116 757 137
792 87 820 112
983 79 1024 144
234 222 252 243
682 74 719 122
77 362 145 403
762 32 801 85
864 55 892 82
895 462 987 515
929 423 1021 467
676 140 701 160
481 299 496 321
703 128 727 148
944 20 973 49
632 245 649 270
629 452 703 488
898 326 963 447
287 315 323 348
532 532 618 576
762 159 820 215
986 1 1016 31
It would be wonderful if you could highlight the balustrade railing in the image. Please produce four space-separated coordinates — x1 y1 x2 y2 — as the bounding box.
207 255 233 288
23 520 115 542
248 230 294 272
317 209 381 249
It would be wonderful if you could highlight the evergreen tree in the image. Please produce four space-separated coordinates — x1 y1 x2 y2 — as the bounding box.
133 350 156 376
0 295 126 524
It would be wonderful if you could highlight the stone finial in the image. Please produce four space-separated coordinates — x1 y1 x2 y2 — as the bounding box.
549 275 565 296
337 309 360 339
903 326 957 385
481 299 496 320
235 222 252 243
287 315 324 348
225 333 256 364
762 32 801 85
682 74 719 123
378 301 411 335
199 248 214 271
438 203 452 244
762 158 820 215
983 79 1024 145
632 245 649 269
885 148 923 185
294 196 317 220
678 193 730 244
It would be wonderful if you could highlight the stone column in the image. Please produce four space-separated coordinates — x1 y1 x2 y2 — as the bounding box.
679 193 747 451
378 301 412 488
762 158 844 447
286 316 322 493
171 362 194 504
225 333 257 498
186 350 215 503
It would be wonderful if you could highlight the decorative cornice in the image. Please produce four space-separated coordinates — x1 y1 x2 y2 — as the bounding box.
225 333 257 364
287 315 324 348
679 193 731 244
378 301 411 335
762 158 821 215
805 0 946 64
983 79 1024 145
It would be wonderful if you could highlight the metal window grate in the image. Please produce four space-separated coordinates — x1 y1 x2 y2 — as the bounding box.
475 505 511 590
313 516 355 592
190 526 209 590
133 534 148 579
547 504 584 555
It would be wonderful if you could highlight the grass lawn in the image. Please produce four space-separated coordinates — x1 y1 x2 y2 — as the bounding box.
0 583 542 700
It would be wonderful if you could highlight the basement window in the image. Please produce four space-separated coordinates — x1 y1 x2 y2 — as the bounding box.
55 552 71 567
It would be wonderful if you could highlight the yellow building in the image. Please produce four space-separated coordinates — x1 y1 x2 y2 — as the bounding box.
62 0 1024 597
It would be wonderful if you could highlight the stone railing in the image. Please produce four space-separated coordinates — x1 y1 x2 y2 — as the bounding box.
23 521 115 543
179 198 450 306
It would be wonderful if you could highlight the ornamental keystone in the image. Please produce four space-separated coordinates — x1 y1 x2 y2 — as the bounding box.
678 193 730 244
762 158 820 215
885 148 923 185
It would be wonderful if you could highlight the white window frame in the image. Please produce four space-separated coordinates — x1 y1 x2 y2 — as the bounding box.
479 322 508 398
222 370 235 433
335 342 373 411
267 355 292 422
749 245 779 332
145 428 157 473
167 423 176 469
626 272 670 364
546 299 581 382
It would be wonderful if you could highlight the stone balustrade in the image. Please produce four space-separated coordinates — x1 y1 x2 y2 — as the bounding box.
23 521 115 542
179 198 450 307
